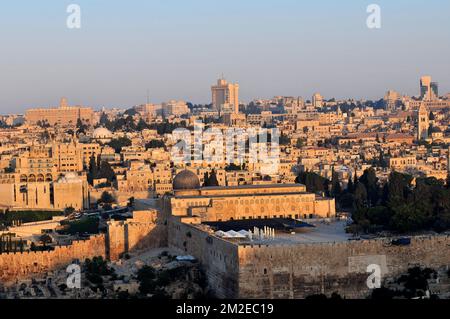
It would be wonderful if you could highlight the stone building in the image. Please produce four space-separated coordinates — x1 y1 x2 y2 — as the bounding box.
25 98 94 126
168 170 336 221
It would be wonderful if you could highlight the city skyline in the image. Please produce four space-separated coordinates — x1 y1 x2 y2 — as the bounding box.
1 0 449 112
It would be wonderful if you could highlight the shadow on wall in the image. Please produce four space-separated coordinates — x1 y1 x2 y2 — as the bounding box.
107 210 168 261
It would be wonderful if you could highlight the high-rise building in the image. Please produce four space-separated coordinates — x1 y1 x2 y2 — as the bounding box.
431 82 439 99
417 103 429 141
420 76 439 101
211 78 239 114
312 93 323 108
384 90 401 110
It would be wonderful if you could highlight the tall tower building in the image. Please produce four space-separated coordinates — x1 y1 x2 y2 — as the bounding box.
417 103 429 141
211 78 239 114
312 93 323 108
420 76 438 101
431 82 439 99
384 90 401 110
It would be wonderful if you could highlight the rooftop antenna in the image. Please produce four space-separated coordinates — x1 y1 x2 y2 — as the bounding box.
146 89 150 104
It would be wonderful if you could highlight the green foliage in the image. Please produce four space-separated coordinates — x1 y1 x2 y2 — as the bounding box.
108 137 132 153
145 140 165 149
348 170 450 234
85 256 114 285
0 210 63 227
98 161 116 183
295 139 305 149
295 171 329 194
149 120 188 135
279 133 291 145
137 265 157 295
225 163 243 171
371 267 437 300
59 217 99 235
98 191 116 205
203 171 219 187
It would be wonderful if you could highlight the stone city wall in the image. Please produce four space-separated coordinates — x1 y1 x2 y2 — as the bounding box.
107 210 167 261
0 210 165 283
238 235 450 299
0 234 106 283
168 218 240 298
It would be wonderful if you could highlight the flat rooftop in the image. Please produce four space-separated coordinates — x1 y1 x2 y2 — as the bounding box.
204 220 352 246
205 218 314 232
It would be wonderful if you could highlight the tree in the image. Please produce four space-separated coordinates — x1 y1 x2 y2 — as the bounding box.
137 265 157 295
331 170 342 198
145 140 165 149
87 155 98 185
98 191 115 207
207 170 219 187
279 133 291 145
98 161 116 183
108 137 132 153
64 207 76 216
296 172 329 194
383 172 413 207
446 172 450 189
347 175 354 193
136 118 149 131
296 139 305 149
353 182 368 209
39 234 52 247
360 168 379 206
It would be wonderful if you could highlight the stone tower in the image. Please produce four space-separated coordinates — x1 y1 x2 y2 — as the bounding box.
417 103 429 141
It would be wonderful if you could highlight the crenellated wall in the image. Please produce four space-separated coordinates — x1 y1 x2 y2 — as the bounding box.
107 210 168 261
0 234 106 282
168 217 240 298
0 210 166 283
238 235 450 299
167 219 450 299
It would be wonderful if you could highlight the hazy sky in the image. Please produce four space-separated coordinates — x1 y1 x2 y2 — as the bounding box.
0 0 449 113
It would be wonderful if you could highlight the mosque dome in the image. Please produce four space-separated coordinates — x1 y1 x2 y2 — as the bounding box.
173 170 201 190
93 127 112 139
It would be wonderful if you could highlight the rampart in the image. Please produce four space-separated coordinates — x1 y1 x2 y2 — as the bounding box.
107 210 167 261
168 217 239 298
168 219 450 299
238 235 450 298
0 210 166 283
0 234 106 283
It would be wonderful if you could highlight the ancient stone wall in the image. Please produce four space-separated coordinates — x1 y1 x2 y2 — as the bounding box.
238 235 450 299
168 218 240 298
0 210 166 283
0 234 106 283
107 210 168 261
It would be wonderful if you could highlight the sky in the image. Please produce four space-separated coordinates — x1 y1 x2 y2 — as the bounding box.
0 0 449 113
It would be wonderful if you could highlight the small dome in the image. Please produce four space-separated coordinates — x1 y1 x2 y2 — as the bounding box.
93 127 112 139
173 170 200 190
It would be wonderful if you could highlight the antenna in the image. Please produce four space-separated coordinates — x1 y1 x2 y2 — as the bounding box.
146 89 150 104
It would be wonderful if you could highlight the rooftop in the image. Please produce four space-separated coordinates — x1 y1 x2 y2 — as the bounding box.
203 220 352 246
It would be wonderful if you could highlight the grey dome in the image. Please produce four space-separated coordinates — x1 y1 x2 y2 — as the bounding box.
173 170 200 190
